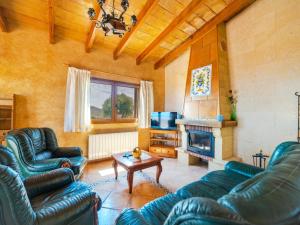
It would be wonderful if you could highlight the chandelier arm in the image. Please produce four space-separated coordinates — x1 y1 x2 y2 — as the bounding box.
112 0 115 16
99 4 107 16
119 9 127 20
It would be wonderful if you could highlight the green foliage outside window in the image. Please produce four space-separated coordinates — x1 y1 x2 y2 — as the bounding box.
102 94 134 118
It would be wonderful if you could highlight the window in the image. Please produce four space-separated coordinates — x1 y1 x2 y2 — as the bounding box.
90 78 139 123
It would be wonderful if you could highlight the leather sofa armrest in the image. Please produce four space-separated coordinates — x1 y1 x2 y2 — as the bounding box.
0 165 36 225
165 197 249 225
115 209 150 225
225 161 264 178
24 168 75 198
53 147 83 157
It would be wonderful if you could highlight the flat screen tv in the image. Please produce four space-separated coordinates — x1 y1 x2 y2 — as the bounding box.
151 112 181 130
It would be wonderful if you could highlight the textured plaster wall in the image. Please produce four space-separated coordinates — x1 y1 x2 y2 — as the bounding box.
165 49 190 113
227 0 300 163
0 23 165 156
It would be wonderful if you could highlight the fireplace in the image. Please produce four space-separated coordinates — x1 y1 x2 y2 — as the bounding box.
187 130 215 158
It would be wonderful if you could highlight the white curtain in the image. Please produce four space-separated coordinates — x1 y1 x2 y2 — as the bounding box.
64 67 91 132
138 81 154 128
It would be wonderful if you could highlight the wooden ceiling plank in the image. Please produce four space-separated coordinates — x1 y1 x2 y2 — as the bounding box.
202 2 217 15
136 0 204 65
0 7 8 32
113 0 160 60
48 0 55 44
154 0 256 69
85 0 110 53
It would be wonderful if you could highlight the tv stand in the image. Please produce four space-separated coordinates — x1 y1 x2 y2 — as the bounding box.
149 129 178 158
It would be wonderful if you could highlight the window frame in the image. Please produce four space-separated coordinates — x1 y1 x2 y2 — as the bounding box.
90 77 139 124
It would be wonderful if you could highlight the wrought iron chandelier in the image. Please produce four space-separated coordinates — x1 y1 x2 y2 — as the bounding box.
88 0 137 37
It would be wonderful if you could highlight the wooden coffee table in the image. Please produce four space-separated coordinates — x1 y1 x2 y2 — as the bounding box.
112 151 163 193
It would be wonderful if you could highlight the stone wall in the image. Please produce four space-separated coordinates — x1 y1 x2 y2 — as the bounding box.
227 0 300 163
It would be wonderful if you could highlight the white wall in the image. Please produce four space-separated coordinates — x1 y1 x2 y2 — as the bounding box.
226 0 300 163
165 49 190 113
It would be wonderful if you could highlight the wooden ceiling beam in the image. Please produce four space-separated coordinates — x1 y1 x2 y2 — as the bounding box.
85 0 109 53
0 8 8 32
154 0 256 69
136 0 204 65
113 0 160 60
48 0 55 44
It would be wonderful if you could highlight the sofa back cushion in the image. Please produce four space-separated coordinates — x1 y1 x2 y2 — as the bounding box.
21 128 47 154
0 146 22 176
267 141 299 168
218 148 300 225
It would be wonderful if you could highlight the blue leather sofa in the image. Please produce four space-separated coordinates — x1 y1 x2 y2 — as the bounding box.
6 128 87 179
116 141 300 225
0 145 101 225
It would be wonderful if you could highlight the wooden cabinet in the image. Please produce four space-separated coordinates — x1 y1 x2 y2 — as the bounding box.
149 129 178 158
0 95 15 145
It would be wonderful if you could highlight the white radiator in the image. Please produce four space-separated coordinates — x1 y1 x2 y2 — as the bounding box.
88 131 138 160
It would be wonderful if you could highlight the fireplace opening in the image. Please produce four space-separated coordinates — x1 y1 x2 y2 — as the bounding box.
187 130 215 158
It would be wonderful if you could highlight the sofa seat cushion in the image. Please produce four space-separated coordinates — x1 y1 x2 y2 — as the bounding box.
35 151 53 161
68 156 87 175
139 193 184 225
176 180 228 200
30 182 91 209
201 170 249 193
32 182 100 224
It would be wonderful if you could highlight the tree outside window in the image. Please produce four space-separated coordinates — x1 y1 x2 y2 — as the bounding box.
90 78 138 123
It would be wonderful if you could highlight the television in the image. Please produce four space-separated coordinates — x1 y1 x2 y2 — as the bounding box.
151 112 181 130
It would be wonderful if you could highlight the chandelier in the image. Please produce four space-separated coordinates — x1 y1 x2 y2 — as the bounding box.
88 0 137 37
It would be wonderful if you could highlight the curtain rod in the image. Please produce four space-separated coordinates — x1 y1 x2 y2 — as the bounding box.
64 63 153 82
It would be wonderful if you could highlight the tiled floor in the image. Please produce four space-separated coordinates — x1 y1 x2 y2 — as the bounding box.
81 158 208 225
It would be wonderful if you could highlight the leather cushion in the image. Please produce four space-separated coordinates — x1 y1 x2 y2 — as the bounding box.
31 181 95 210
68 156 87 175
22 128 46 154
33 182 100 224
35 151 53 161
219 149 300 225
201 170 249 193
140 193 184 225
176 180 228 200
268 142 299 168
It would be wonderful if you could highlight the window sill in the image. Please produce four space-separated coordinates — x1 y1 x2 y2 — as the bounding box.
91 119 138 124
89 126 138 134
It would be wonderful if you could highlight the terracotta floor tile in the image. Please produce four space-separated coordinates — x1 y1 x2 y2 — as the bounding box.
102 190 131 210
132 182 162 198
83 158 208 224
93 187 112 204
127 194 155 209
98 208 121 225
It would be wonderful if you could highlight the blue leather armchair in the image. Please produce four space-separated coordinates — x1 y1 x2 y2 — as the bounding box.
116 141 300 225
0 145 101 225
6 128 87 179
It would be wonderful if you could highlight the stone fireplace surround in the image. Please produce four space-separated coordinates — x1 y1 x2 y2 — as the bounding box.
176 118 239 171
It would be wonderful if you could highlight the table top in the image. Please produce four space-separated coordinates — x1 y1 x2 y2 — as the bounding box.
112 150 163 169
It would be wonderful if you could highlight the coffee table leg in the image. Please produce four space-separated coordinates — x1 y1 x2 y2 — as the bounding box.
156 162 162 183
112 160 118 180
127 171 134 194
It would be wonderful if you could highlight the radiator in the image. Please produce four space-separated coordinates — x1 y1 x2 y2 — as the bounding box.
88 131 138 160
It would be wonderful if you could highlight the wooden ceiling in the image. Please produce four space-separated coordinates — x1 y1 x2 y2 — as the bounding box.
0 0 254 69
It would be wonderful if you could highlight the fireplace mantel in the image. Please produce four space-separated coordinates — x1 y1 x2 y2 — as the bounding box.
176 119 237 128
